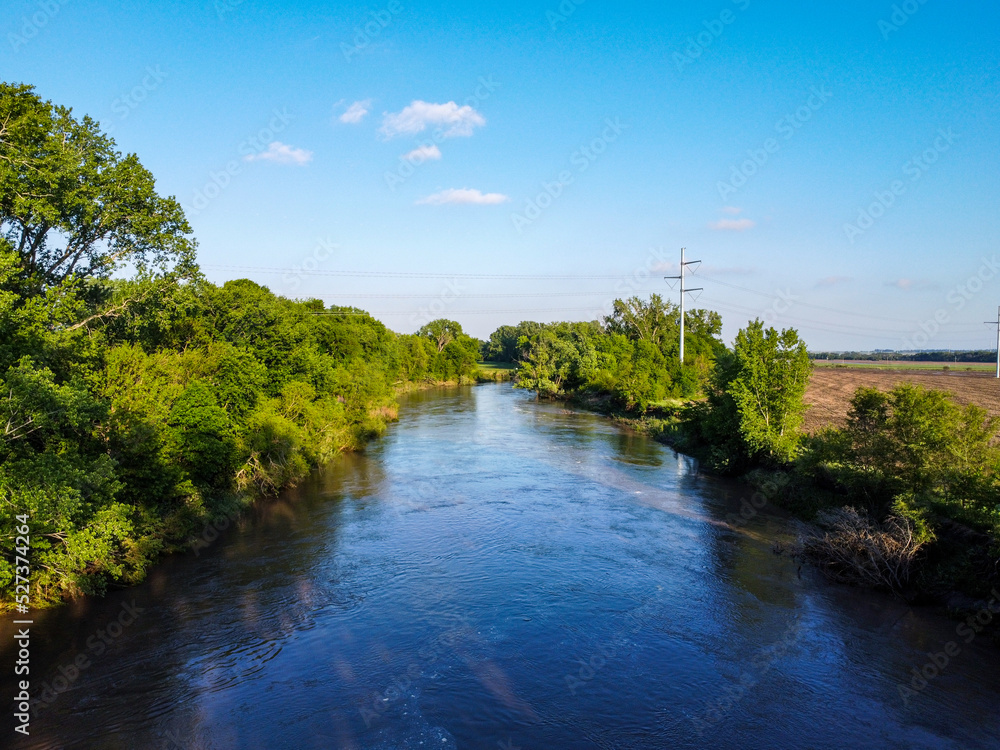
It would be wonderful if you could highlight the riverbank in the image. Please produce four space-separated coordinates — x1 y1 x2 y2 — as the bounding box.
555 389 1000 645
5 375 482 614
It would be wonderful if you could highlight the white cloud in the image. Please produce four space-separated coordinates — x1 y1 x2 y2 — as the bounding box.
339 99 372 124
244 141 313 165
381 100 486 139
403 144 442 162
815 275 853 288
709 218 755 231
721 206 744 215
884 278 938 291
415 188 508 206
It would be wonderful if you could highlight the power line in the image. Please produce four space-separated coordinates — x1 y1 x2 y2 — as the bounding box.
700 275 919 325
201 264 625 281
311 291 634 299
311 306 611 315
205 263 985 340
699 294 984 335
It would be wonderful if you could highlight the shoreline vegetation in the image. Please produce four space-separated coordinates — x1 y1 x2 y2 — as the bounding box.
495 314 1000 641
1 82 996 648
0 83 493 610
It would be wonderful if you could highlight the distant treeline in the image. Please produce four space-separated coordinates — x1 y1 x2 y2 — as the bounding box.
483 295 725 410
812 351 996 363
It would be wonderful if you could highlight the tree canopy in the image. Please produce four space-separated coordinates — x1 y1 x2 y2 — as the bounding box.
0 82 194 293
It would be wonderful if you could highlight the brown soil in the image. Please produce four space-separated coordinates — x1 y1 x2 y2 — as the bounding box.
804 368 1000 433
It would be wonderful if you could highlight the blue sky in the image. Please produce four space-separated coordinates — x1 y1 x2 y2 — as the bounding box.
3 0 999 349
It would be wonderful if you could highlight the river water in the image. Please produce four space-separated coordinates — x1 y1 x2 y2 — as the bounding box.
3 384 1000 749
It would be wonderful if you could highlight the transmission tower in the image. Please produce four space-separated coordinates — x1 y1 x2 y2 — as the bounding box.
987 305 1000 379
665 248 702 366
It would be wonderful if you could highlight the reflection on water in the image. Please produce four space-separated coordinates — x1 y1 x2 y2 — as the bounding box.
3 384 1000 749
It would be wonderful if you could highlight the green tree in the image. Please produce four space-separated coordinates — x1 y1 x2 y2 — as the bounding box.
417 319 464 353
0 83 194 293
604 294 678 350
711 320 812 464
514 330 577 398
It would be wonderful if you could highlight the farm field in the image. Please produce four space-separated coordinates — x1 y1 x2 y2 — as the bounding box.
812 360 996 372
477 361 517 373
804 366 1000 432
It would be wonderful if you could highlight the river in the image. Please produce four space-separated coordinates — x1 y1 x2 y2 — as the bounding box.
3 384 1000 749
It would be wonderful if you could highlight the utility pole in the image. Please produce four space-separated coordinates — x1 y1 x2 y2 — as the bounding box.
665 248 702 366
987 306 1000 379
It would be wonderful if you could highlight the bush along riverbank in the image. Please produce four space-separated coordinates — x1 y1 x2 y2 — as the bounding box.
0 83 486 609
505 314 1000 640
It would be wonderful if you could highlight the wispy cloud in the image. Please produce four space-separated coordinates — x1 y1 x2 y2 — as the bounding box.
721 206 744 215
244 141 313 165
885 278 939 291
709 218 756 232
339 99 372 124
403 144 442 161
815 275 853 288
381 100 486 139
416 188 508 206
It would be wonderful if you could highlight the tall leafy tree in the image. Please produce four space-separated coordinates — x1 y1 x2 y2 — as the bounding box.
0 82 194 295
711 320 812 464
603 294 678 349
417 319 464 353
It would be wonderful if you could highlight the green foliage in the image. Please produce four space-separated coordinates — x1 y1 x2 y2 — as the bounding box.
701 320 811 468
482 321 544 362
0 84 482 608
604 294 677 349
417 318 463 353
0 83 194 293
507 300 723 409
795 383 1000 599
806 383 1000 518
